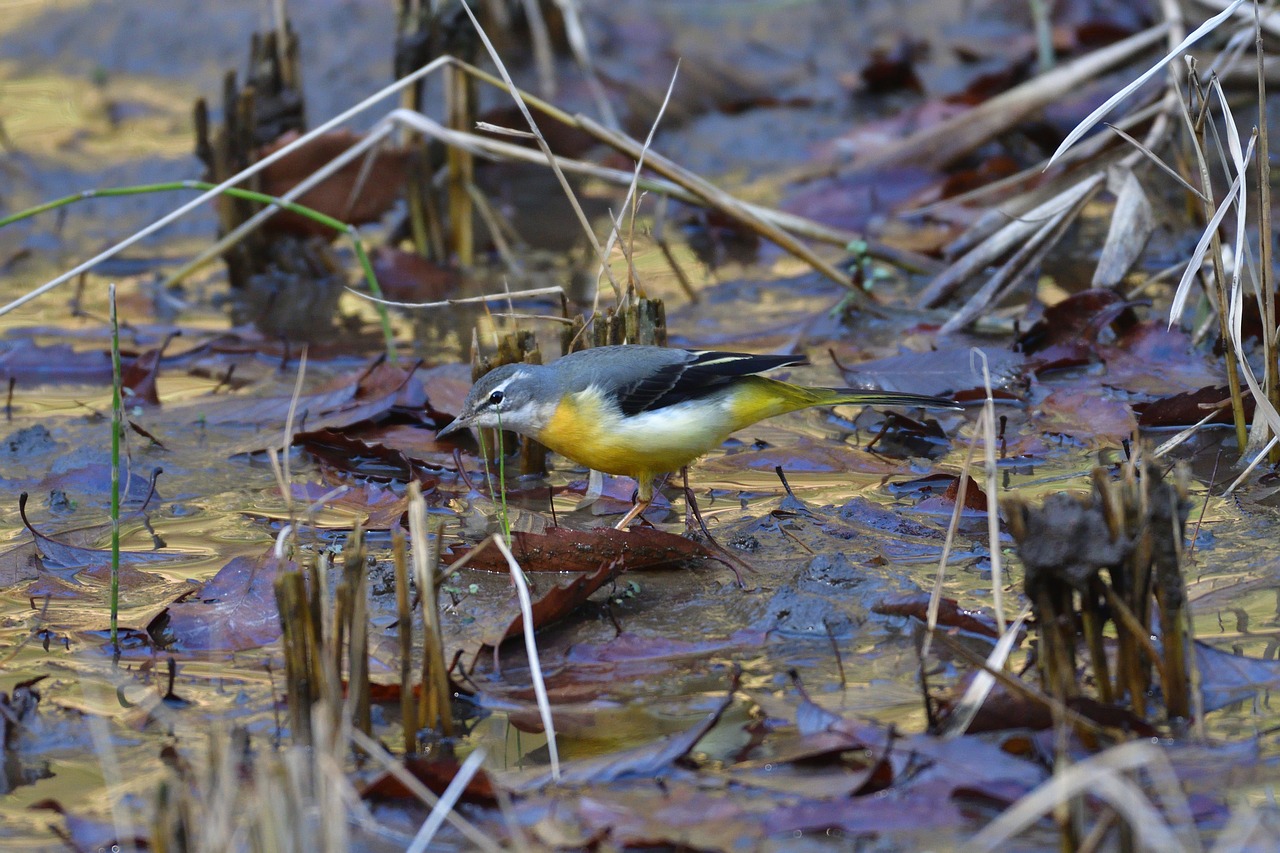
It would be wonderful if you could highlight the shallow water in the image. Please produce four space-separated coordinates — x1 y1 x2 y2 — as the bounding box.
3 0 1280 849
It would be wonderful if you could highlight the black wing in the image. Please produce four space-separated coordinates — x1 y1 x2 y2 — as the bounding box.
616 350 807 416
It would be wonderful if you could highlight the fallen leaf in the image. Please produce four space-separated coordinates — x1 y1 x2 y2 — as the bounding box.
1195 640 1280 712
151 551 287 651
0 340 113 385
444 527 713 574
873 593 1003 639
1039 388 1136 441
361 756 496 805
121 345 164 406
481 557 625 647
17 493 184 570
1018 289 1139 353
503 684 735 791
257 130 410 237
1136 385 1243 428
27 561 193 632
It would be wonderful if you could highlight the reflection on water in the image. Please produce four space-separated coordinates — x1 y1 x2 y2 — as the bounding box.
1 0 1278 846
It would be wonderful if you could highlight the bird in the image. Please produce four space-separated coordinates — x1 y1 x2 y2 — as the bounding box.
437 345 960 530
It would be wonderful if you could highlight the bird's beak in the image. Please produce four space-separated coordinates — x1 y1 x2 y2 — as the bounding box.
436 416 468 439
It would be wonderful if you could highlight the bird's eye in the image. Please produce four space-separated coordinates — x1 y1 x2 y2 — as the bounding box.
488 390 504 406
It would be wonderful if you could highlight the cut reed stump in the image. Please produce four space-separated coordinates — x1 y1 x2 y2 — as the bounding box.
1004 459 1194 726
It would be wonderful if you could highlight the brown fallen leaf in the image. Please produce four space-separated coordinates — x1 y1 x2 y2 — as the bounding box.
502 671 738 792
1017 288 1139 353
257 129 410 237
444 526 713 574
873 593 1004 640
482 557 625 648
360 755 497 806
121 344 165 406
1135 385 1244 428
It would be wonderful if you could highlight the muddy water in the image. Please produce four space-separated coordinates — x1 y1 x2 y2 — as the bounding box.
2 0 1279 849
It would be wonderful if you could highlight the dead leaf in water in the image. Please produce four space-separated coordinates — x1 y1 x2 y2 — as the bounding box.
150 551 287 652
1039 389 1136 441
0 340 113 385
503 683 735 791
873 593 1003 639
481 557 625 648
361 755 497 805
120 345 164 406
1018 289 1139 353
27 562 193 633
445 527 713 574
1136 385 1243 428
257 130 409 237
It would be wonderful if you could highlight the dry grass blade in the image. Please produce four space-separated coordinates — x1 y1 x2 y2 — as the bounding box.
1106 122 1209 202
1256 17 1280 462
1197 0 1280 37
457 0 623 302
815 24 1171 176
1212 78 1249 324
961 741 1200 852
922 441 979 661
917 174 1103 309
937 175 1103 330
267 348 308 560
1093 167 1157 288
0 55 453 318
1226 433 1280 491
1048 0 1246 167
942 601 1029 732
940 605 1032 739
408 481 453 736
371 103 938 279
551 0 619 129
83 685 137 849
1169 152 1249 326
350 729 502 853
593 61 680 316
492 534 560 781
406 748 489 853
974 350 1005 633
347 284 565 310
518 0 556 97
577 115 869 298
1151 400 1234 458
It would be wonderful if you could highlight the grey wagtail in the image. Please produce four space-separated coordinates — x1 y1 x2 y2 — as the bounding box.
437 345 960 529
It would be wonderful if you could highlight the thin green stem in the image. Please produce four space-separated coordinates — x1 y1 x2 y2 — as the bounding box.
108 284 122 655
476 427 511 545
495 411 510 544
0 181 397 362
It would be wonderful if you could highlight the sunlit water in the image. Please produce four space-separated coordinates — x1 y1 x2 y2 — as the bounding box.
1 0 1278 848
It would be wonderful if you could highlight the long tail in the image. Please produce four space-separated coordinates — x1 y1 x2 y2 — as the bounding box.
732 378 960 429
817 387 962 410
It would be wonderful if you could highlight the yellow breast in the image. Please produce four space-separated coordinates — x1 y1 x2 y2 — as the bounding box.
535 377 821 482
537 386 727 480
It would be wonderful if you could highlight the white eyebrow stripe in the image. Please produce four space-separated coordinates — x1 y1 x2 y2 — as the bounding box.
488 372 528 395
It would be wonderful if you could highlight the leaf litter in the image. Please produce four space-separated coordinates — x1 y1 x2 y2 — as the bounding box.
3 0 1280 849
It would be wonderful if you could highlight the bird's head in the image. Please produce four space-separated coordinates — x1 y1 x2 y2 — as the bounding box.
436 363 557 438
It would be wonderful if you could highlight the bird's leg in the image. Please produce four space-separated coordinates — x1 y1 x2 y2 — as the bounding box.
613 497 651 530
614 479 655 530
681 466 715 540
678 466 752 588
